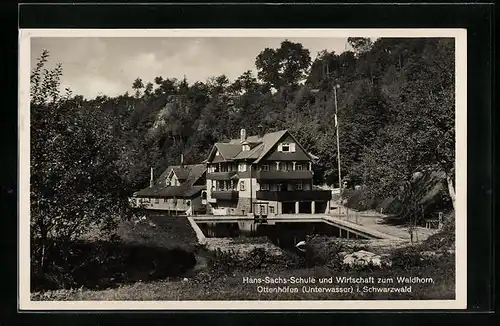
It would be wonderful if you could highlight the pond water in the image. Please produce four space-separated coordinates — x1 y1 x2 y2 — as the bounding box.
196 221 369 252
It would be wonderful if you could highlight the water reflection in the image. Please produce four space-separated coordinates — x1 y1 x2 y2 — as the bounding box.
196 221 368 252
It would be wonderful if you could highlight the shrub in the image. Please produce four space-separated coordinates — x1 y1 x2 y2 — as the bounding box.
419 212 455 251
389 246 423 271
31 239 197 291
206 246 303 276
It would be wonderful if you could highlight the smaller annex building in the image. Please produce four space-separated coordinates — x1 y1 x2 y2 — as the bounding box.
131 159 207 215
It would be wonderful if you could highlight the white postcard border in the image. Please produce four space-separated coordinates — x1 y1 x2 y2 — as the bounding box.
18 28 467 310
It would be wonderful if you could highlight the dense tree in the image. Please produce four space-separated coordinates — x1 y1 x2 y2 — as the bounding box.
132 78 144 98
144 82 154 97
347 37 374 56
231 70 259 94
255 40 311 89
30 52 138 269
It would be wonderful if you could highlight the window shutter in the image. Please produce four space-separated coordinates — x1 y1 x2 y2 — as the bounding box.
290 143 296 152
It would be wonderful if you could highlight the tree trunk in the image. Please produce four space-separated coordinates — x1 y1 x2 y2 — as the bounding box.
41 241 46 269
446 173 456 211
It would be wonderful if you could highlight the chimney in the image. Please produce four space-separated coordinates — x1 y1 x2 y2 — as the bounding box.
257 124 264 139
150 167 154 187
240 128 247 143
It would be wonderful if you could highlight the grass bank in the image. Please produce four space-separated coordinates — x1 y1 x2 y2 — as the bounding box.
31 212 199 292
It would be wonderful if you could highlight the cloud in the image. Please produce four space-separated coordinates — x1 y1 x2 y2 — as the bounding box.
31 37 349 99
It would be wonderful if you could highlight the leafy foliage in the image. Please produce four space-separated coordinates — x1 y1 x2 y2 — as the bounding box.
30 51 139 270
255 40 311 89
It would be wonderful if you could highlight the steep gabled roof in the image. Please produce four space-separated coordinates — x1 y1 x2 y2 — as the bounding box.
254 129 316 164
234 143 264 160
135 163 206 198
215 143 242 160
206 129 315 164
171 167 189 181
205 143 242 162
252 130 289 163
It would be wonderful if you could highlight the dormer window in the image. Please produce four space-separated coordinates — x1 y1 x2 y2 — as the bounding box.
278 142 296 152
166 178 171 186
242 144 250 151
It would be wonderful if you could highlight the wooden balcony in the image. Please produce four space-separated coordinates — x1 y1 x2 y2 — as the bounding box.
256 190 331 202
207 171 239 180
211 190 239 201
255 170 313 181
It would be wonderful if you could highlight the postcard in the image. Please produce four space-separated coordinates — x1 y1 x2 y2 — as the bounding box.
19 28 467 310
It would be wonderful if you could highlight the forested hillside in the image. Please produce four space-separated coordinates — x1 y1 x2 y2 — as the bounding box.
30 37 455 250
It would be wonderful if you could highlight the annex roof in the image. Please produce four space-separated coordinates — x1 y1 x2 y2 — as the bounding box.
134 163 206 198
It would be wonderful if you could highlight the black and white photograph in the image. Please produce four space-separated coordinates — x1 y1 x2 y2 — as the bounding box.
19 29 467 310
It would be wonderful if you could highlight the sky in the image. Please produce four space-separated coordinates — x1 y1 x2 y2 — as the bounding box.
31 37 350 99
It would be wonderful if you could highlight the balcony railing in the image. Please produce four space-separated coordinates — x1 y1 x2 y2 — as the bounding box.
255 170 314 181
212 190 239 201
256 190 331 202
207 171 239 180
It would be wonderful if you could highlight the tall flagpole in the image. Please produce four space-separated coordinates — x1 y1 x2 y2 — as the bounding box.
334 84 342 198
327 63 343 200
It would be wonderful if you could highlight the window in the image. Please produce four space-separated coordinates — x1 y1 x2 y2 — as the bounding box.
296 164 303 171
163 198 168 203
186 200 190 206
277 184 282 191
155 198 159 204
296 182 303 190
240 181 245 191
238 163 247 172
242 144 250 151
279 142 296 152
261 164 269 171
269 206 275 214
261 183 269 191
166 178 171 186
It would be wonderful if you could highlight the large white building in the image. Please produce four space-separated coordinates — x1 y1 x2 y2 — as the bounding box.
204 128 332 216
